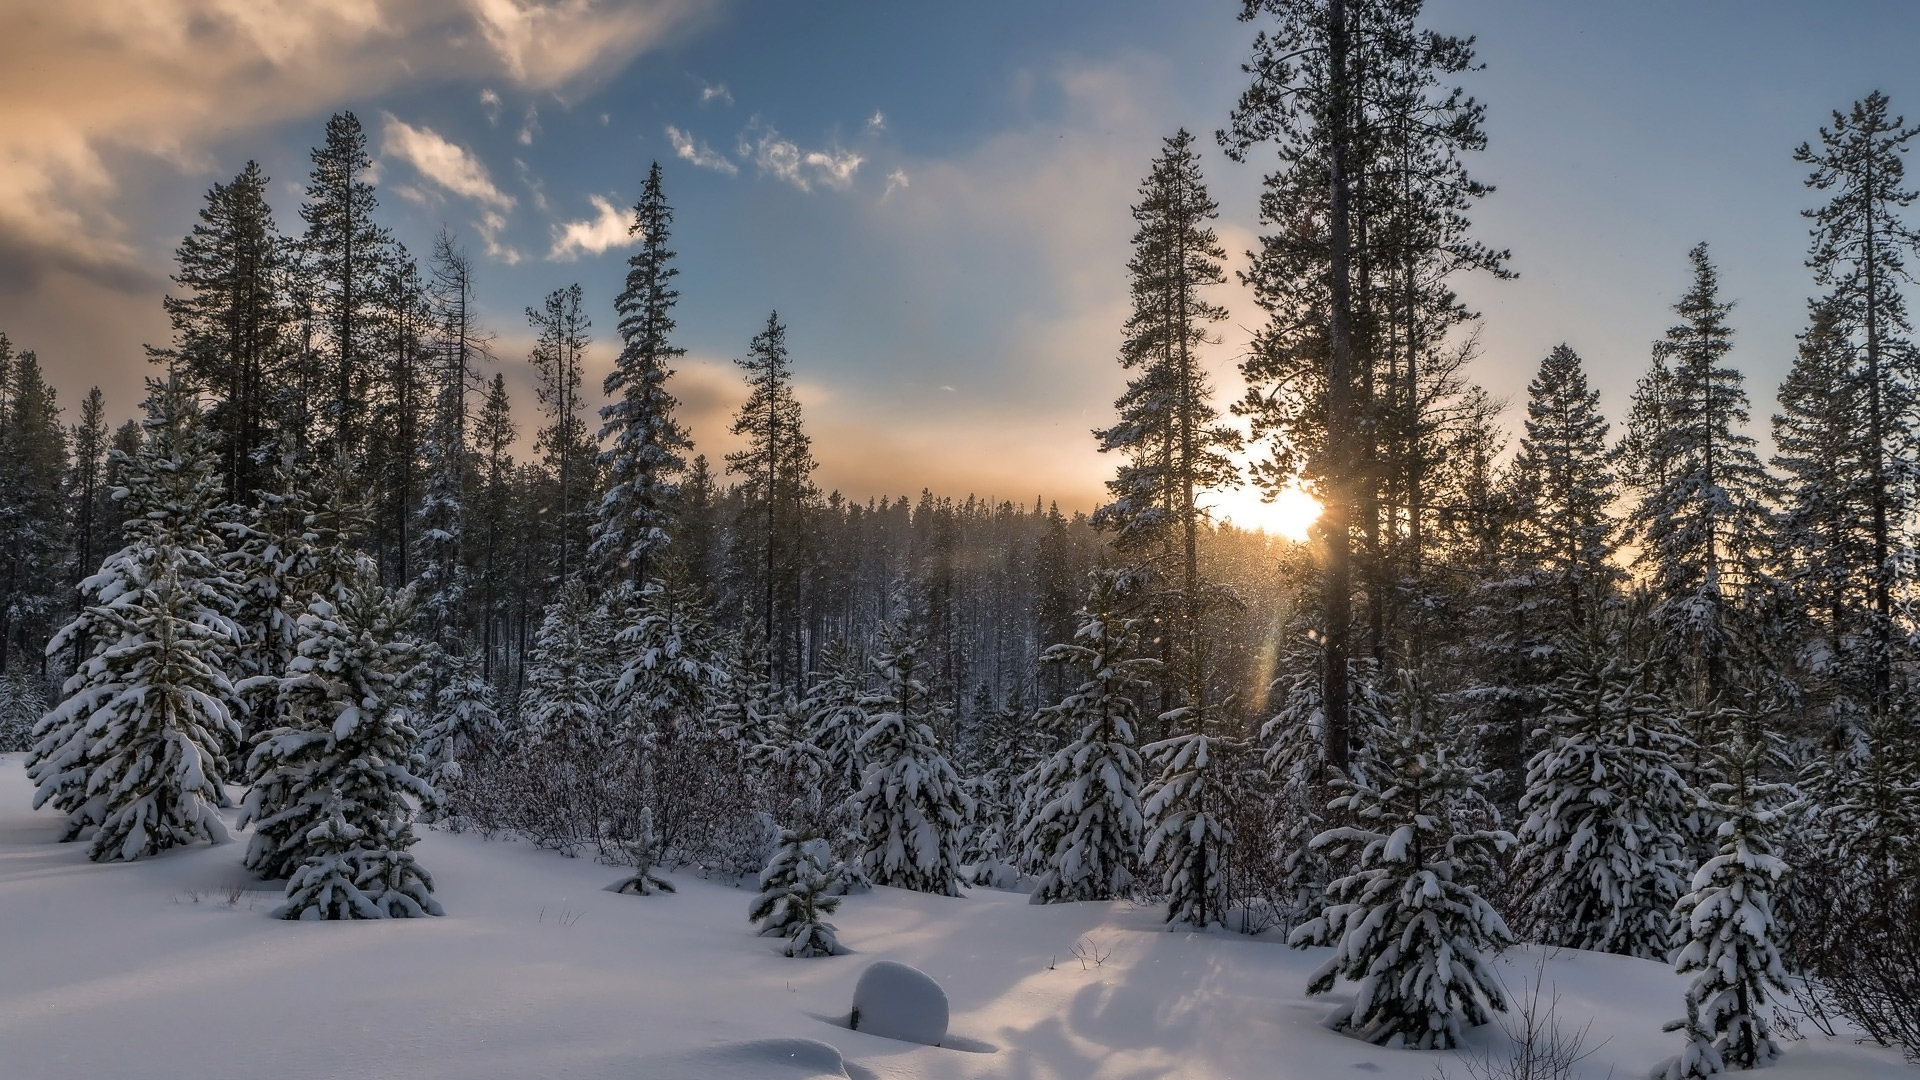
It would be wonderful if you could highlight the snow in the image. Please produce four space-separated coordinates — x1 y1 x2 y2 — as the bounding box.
1 753 1914 1080
850 960 949 1046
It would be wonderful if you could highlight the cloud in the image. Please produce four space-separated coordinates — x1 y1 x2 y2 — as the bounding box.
517 104 541 146
883 168 909 197
666 125 739 175
476 210 522 265
0 0 716 287
480 88 503 126
746 124 862 192
700 81 733 106
547 193 635 260
380 115 515 210
515 158 550 211
866 110 886 134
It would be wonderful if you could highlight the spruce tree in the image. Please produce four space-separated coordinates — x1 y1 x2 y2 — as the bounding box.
1142 715 1240 929
798 637 870 806
519 580 614 757
593 162 693 589
750 800 844 957
30 378 243 840
156 160 290 504
527 284 596 587
300 112 393 457
850 622 973 895
414 230 489 653
1288 669 1514 1050
1795 91 1920 709
474 372 516 680
1513 608 1695 957
1626 244 1774 700
0 343 71 673
261 568 441 919
725 312 818 687
1023 571 1151 903
1657 719 1792 1077
608 564 726 743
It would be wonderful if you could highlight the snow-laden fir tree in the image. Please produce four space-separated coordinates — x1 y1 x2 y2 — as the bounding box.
1289 669 1514 1050
52 565 241 862
611 806 675 895
592 161 693 589
1513 607 1696 957
1261 644 1394 927
850 622 973 896
1142 706 1241 929
413 229 489 655
246 564 441 918
1022 571 1150 904
962 690 1040 889
225 440 321 757
607 564 726 745
1656 711 1793 1078
750 797 844 957
519 580 615 757
0 669 48 752
799 637 870 806
418 650 497 786
29 376 244 841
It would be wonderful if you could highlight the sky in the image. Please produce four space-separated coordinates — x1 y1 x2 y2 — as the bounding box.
5 0 1920 533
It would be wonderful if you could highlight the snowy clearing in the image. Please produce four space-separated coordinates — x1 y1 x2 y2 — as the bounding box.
0 756 1910 1080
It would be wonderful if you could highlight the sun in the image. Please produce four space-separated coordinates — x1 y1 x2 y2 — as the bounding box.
1205 484 1322 542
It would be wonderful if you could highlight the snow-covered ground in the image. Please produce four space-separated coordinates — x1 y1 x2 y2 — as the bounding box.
1 755 1911 1080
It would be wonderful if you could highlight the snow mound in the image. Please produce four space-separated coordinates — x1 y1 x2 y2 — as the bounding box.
849 959 948 1046
654 1037 856 1079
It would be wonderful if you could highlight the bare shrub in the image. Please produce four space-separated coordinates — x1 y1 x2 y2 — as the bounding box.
1434 950 1609 1080
1783 864 1920 1061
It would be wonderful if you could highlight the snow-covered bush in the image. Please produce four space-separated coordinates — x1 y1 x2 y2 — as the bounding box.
1289 669 1514 1050
611 806 675 895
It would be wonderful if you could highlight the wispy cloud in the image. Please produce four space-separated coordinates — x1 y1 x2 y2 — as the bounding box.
666 125 738 175
476 210 522 265
884 168 909 197
470 0 720 91
548 193 635 260
746 123 862 192
380 115 514 210
866 110 886 134
517 104 541 146
480 88 503 126
699 80 733 106
515 158 549 211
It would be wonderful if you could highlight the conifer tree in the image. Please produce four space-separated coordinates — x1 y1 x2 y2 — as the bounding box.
608 565 726 742
156 160 290 504
1626 244 1775 700
1142 713 1240 929
1514 608 1695 958
1771 298 1873 694
1288 669 1514 1050
259 568 441 919
474 372 516 680
32 379 244 842
850 622 973 895
419 650 497 786
414 230 489 652
750 797 844 957
1657 719 1792 1077
527 284 596 587
593 162 693 589
1794 91 1920 710
0 343 71 673
67 386 112 609
1023 572 1151 903
300 112 393 457
519 580 614 757
725 312 817 686
799 637 870 806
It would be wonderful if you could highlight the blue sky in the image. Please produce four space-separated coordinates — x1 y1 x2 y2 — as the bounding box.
7 0 1920 520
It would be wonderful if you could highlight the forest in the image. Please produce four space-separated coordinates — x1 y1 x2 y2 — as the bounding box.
6 0 1920 1073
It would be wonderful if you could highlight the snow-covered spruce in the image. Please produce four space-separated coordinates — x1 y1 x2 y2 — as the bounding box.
418 649 497 790
242 564 442 918
798 637 870 806
52 568 240 861
1261 647 1394 927
1514 612 1695 957
611 806 675 895
518 581 615 757
1288 670 1514 1050
750 807 844 957
0 669 48 753
1141 726 1237 929
1023 571 1150 904
849 623 974 896
1655 718 1792 1078
29 376 244 844
607 569 726 745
